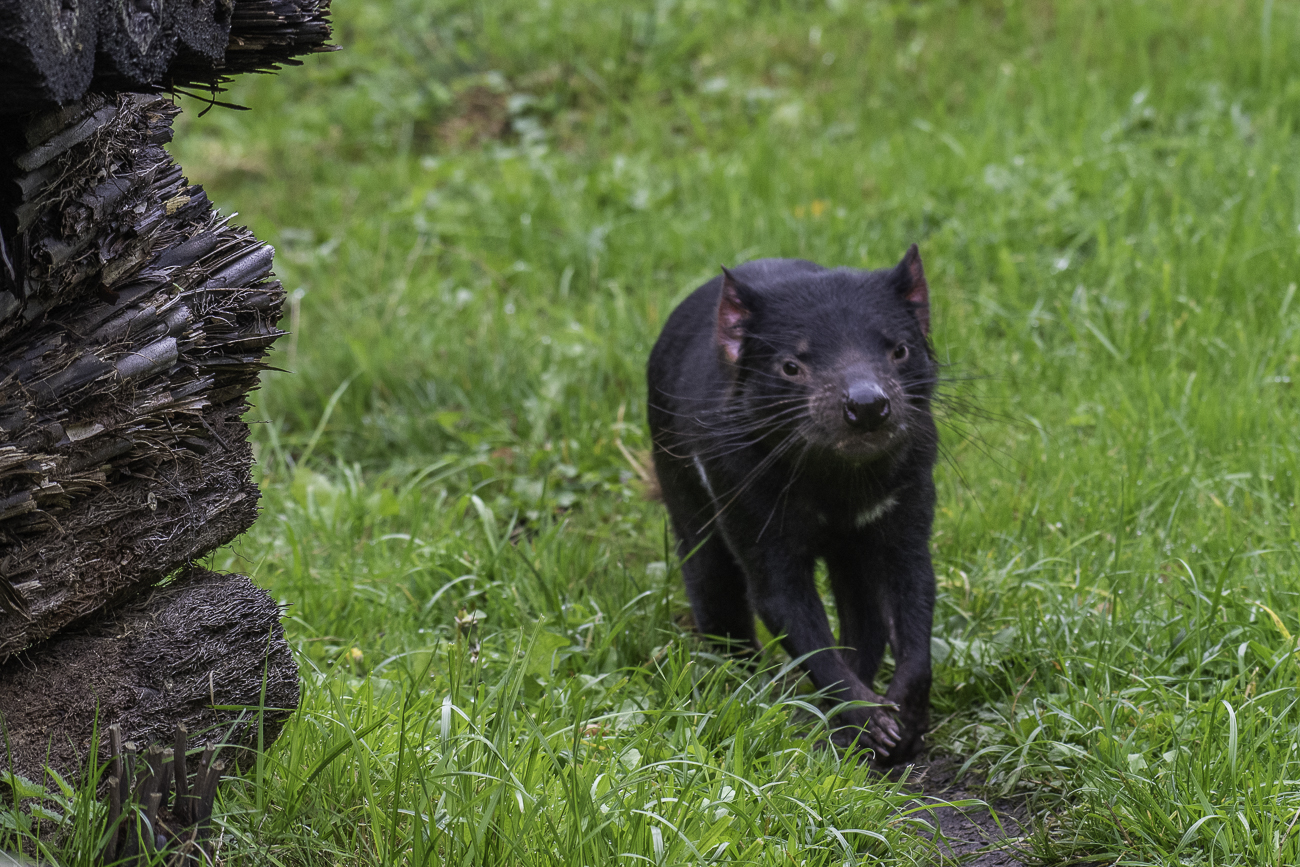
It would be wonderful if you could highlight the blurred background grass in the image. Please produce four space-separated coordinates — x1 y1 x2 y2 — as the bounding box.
86 0 1300 863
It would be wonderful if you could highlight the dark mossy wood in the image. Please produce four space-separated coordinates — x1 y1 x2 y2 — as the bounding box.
0 93 284 660
0 567 299 784
167 0 235 67
0 0 99 115
95 0 176 87
0 1 313 798
191 0 332 81
0 0 333 115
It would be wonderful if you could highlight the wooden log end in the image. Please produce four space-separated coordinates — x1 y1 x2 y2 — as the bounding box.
1 92 286 658
0 568 300 783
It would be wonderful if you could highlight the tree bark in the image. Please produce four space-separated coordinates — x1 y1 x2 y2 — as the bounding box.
0 567 299 783
167 0 235 67
190 0 333 81
0 0 329 787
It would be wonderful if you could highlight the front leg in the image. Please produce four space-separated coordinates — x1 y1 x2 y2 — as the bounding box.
826 550 888 689
735 539 902 755
828 528 935 764
880 547 935 761
653 450 758 651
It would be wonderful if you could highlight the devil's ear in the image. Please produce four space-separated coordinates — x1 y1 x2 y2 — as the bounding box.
893 243 930 335
715 267 753 363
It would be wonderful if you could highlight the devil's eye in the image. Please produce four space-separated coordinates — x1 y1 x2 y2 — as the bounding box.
782 361 800 376
892 344 909 361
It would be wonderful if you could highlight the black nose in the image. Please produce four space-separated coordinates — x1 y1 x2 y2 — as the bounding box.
843 382 890 430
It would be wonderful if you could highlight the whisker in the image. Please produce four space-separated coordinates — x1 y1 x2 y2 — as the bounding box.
648 393 807 421
757 440 810 542
656 402 812 461
672 402 810 439
693 420 816 533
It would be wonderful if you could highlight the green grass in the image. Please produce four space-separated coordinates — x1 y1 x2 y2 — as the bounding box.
8 0 1300 863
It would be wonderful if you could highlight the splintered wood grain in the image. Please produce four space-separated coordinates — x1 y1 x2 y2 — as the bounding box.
0 0 334 114
0 93 284 660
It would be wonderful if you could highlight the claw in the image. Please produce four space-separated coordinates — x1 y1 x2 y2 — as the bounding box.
870 709 900 746
868 713 926 767
833 703 918 762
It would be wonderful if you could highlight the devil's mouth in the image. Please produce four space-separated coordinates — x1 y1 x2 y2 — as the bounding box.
828 422 904 458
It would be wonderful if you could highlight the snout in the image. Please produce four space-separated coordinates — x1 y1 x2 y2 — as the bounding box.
842 381 890 431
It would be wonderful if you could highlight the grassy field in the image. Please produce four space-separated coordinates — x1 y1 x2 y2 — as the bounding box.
10 0 1300 864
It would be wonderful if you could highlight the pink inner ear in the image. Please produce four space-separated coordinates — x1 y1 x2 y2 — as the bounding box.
715 272 748 362
903 245 931 335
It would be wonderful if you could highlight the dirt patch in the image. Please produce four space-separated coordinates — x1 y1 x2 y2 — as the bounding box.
437 85 510 148
891 755 1032 866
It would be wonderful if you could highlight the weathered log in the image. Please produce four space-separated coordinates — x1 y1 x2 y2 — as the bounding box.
0 567 299 783
0 92 284 659
95 0 176 87
0 0 333 114
187 0 332 81
2 92 199 337
167 0 235 67
0 0 99 114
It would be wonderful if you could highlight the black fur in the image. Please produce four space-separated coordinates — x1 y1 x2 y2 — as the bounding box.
646 246 939 763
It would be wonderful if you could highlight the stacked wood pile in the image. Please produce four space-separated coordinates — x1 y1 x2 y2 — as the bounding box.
0 0 333 801
0 91 276 657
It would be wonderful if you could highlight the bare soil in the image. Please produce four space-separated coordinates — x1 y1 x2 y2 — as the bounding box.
891 754 1033 867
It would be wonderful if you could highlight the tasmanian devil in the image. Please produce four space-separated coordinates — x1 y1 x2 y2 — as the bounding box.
646 246 939 763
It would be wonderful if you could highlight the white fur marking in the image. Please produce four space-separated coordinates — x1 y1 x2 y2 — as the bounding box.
692 455 717 500
855 495 898 528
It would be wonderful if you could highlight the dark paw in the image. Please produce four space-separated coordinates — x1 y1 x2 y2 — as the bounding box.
870 729 923 766
864 706 901 751
831 705 911 760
